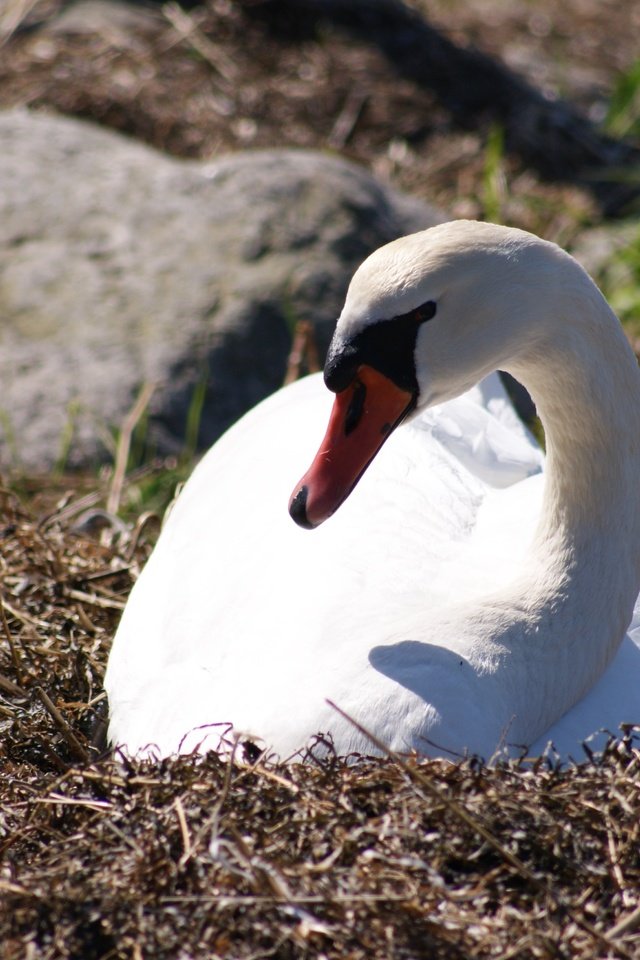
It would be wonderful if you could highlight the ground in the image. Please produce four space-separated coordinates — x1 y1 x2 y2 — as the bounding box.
0 2 639 958
2 0 640 234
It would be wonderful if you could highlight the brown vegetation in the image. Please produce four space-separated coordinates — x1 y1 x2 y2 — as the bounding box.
1 1 640 957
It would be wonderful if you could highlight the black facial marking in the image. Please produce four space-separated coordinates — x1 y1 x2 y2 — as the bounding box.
324 300 437 394
412 300 438 324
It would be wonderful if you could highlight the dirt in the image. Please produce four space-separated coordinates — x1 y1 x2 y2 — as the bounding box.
1 4 640 958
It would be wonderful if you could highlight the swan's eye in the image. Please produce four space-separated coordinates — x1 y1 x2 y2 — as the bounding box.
324 300 437 395
413 301 437 323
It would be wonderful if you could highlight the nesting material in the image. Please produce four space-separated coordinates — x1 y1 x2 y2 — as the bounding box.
0 483 638 959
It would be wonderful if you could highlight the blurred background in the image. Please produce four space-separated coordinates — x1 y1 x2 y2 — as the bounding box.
1 0 640 499
3 0 640 223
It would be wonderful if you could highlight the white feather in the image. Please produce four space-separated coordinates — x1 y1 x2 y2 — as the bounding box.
106 221 640 762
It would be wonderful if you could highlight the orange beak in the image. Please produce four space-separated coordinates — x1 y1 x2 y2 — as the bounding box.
289 364 415 528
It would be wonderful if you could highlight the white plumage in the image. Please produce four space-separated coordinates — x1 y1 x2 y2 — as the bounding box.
106 221 640 762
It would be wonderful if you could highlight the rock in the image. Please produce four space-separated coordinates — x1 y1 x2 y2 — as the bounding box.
0 108 442 472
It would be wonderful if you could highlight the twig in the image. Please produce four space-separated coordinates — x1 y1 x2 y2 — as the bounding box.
326 699 635 960
162 893 412 905
38 489 103 532
107 381 156 517
0 0 39 45
284 320 321 385
69 565 133 584
0 597 34 684
0 672 27 699
0 597 49 629
0 878 43 898
75 603 98 635
248 765 299 795
125 511 161 562
35 793 112 812
161 2 237 82
174 796 193 864
35 687 89 764
606 827 628 898
103 817 145 856
62 587 125 612
229 825 293 900
328 90 368 149
608 904 640 940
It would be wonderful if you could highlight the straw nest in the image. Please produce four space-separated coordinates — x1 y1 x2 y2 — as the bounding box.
0 480 639 960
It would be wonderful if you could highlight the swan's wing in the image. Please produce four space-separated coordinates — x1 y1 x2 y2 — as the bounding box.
106 372 544 757
433 374 542 488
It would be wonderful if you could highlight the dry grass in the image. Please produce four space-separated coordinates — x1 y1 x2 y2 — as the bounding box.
0 483 639 959
1 1 640 956
0 0 612 239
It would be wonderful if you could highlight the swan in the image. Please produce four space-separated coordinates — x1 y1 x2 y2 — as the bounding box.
105 220 640 762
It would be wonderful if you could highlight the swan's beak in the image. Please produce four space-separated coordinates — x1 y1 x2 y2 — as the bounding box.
288 364 415 528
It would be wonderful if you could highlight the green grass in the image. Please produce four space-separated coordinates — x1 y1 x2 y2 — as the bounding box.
592 226 640 341
53 399 83 478
480 125 508 223
182 367 209 463
605 58 640 140
117 461 191 523
112 372 211 522
482 124 507 223
0 408 20 469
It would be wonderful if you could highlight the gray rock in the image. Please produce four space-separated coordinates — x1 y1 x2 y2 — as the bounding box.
0 108 442 472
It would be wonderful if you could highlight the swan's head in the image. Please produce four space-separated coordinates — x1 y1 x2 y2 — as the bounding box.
289 220 567 529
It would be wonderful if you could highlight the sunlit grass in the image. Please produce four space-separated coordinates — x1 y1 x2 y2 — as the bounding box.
591 225 640 341
482 124 507 223
114 374 210 522
605 58 640 140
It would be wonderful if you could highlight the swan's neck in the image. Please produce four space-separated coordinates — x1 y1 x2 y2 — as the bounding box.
514 302 640 608
483 284 640 743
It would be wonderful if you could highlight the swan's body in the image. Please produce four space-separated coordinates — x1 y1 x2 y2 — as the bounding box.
106 221 640 761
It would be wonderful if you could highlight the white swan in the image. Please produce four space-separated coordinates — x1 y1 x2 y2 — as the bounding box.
105 220 640 762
